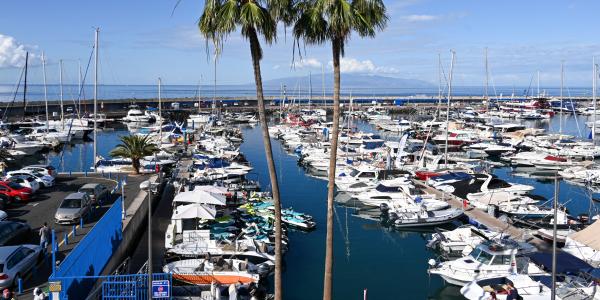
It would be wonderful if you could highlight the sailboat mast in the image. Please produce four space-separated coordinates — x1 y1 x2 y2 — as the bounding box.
444 51 456 168
560 61 564 134
93 28 99 171
437 53 442 118
213 55 217 113
22 52 28 120
322 64 325 106
59 59 64 129
537 70 540 97
484 47 489 101
551 176 559 300
42 52 49 132
308 72 312 111
158 77 162 143
78 60 82 115
593 57 597 141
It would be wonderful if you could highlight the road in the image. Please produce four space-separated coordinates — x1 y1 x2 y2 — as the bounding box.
6 173 148 298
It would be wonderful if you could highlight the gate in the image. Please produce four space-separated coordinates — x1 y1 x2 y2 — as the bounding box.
51 273 172 300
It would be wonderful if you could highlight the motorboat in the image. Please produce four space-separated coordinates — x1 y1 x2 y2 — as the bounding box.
385 207 464 228
460 274 553 300
465 175 535 206
428 240 545 286
122 108 154 123
426 225 499 258
163 258 271 285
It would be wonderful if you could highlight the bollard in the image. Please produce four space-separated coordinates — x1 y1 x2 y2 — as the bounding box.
51 229 56 275
64 233 68 245
80 217 84 229
72 225 76 237
17 278 22 294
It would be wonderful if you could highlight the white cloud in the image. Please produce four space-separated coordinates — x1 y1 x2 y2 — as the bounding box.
401 14 439 22
0 34 36 68
329 58 399 74
292 58 322 69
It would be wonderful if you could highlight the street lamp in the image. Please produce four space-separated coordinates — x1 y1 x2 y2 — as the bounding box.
140 180 157 299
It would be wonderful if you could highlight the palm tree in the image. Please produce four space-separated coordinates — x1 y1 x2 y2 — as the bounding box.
293 1 387 299
110 135 158 175
199 1 291 299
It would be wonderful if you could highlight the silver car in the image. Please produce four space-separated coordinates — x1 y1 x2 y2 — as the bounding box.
78 183 110 205
55 192 91 225
0 245 43 288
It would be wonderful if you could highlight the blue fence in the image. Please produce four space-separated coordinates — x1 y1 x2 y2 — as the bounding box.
50 197 123 299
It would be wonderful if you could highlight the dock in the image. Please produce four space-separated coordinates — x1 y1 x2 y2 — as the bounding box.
414 179 550 249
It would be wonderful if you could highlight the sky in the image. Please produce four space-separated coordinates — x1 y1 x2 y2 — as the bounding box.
0 0 599 87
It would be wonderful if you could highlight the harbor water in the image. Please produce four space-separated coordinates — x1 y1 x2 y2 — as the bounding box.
31 113 600 299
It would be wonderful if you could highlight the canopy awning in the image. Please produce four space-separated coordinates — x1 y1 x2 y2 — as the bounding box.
173 190 227 206
570 219 600 251
172 204 216 220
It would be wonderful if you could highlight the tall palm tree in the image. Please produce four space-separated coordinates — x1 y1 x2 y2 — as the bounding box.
293 1 387 299
110 135 158 175
199 1 291 299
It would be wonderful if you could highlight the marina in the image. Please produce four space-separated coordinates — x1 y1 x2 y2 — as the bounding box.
2 1 600 299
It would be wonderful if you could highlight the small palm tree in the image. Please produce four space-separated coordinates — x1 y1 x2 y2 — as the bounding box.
293 1 387 299
199 1 292 299
110 135 159 175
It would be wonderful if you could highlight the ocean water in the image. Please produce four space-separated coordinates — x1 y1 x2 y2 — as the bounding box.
27 114 600 299
0 84 594 102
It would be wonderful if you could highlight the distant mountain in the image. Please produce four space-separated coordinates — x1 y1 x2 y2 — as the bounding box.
259 73 434 89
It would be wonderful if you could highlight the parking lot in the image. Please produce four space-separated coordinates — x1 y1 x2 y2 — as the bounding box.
4 173 148 297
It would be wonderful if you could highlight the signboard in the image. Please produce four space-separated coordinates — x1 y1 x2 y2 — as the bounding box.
152 280 170 298
48 281 62 292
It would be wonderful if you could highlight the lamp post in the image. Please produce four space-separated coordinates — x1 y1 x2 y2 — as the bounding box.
140 180 156 299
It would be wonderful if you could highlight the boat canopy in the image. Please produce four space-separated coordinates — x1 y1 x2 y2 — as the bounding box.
172 204 216 220
526 252 593 274
570 219 600 251
174 190 227 206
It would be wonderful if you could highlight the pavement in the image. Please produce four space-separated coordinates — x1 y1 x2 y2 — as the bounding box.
7 173 149 298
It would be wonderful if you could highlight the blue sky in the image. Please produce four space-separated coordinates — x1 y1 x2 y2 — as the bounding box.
0 0 598 87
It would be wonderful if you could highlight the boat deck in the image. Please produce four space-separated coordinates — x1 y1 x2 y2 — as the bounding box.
413 179 551 250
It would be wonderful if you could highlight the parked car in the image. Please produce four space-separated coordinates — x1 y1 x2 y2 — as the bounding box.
54 193 91 224
78 183 110 205
21 165 57 178
0 245 43 289
0 195 10 210
7 170 54 188
0 182 31 203
0 221 32 246
4 176 39 193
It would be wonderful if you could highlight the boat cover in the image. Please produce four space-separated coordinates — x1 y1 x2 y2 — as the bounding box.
570 219 600 251
526 252 592 274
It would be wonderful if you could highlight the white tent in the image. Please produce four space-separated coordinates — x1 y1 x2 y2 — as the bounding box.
193 185 229 195
173 190 227 206
172 204 216 220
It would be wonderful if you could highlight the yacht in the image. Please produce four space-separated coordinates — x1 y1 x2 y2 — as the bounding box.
122 108 154 123
428 240 545 286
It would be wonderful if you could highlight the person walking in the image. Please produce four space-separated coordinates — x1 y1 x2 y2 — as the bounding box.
39 223 49 250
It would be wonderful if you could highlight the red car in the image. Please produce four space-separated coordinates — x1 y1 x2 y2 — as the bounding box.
0 181 32 202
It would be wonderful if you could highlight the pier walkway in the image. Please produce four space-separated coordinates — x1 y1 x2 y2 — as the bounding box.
415 180 527 239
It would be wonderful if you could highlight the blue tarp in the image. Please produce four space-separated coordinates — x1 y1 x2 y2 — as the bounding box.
526 252 593 274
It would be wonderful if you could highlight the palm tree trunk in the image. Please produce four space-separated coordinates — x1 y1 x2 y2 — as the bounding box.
248 27 283 300
132 159 140 175
323 37 341 300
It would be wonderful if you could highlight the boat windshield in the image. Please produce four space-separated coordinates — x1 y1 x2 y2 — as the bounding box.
349 169 360 177
476 251 494 264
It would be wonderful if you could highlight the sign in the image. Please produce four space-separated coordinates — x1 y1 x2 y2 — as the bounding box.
152 280 170 298
48 281 62 292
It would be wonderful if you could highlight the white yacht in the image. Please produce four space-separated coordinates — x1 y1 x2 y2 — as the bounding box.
122 108 154 123
428 241 545 286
